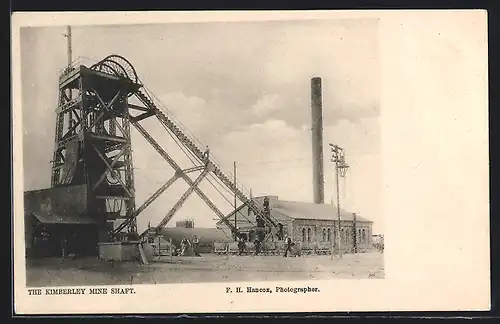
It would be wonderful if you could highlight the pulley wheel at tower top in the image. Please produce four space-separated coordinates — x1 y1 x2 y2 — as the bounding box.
90 55 139 84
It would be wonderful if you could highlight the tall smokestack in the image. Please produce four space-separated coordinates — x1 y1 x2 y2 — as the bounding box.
311 76 325 204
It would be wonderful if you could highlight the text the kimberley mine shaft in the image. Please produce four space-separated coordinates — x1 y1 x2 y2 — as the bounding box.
27 287 135 296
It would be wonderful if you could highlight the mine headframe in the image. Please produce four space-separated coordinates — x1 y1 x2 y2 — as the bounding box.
51 54 280 242
51 55 142 239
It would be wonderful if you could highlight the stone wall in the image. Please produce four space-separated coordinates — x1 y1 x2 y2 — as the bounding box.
292 219 373 253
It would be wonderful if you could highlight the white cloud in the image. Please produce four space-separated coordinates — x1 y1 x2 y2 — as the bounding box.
324 117 380 155
248 119 300 136
157 92 208 133
220 119 305 161
262 20 379 108
251 93 283 117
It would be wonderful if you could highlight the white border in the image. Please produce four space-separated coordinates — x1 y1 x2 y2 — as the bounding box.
12 10 490 314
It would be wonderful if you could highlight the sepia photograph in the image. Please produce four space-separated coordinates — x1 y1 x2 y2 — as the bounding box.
21 18 383 287
12 10 489 315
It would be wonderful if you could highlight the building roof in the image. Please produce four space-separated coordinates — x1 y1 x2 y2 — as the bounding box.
217 196 372 225
272 200 371 222
31 211 97 225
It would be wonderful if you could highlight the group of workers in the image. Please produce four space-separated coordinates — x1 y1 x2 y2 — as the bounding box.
179 235 201 256
163 230 298 257
236 235 297 257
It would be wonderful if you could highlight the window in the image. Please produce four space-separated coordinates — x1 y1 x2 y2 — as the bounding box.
302 228 306 242
327 228 331 242
362 229 366 244
307 228 311 242
322 228 326 242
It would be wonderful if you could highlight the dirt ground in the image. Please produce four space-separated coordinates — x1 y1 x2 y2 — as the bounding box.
25 251 384 287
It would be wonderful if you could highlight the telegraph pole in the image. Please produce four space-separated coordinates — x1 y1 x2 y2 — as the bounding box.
353 212 357 253
335 161 342 259
329 144 349 259
330 196 335 260
233 161 237 241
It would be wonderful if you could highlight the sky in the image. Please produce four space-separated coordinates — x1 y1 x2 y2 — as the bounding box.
20 19 382 233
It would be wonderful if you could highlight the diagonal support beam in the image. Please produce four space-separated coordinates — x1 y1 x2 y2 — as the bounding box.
88 90 123 133
93 90 129 139
134 172 180 219
61 117 83 139
131 121 191 175
88 91 121 129
217 202 247 225
128 103 149 112
92 145 128 190
111 165 208 235
91 144 133 198
72 107 82 125
130 121 238 233
130 110 155 123
183 165 206 174
156 168 209 230
133 163 205 222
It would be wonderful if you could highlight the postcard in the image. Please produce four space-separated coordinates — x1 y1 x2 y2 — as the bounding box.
11 10 490 315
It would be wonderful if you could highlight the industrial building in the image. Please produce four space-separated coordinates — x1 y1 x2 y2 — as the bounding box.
217 195 373 253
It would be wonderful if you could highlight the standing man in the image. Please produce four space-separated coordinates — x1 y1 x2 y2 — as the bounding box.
40 227 49 257
32 232 40 258
203 145 210 165
180 237 189 256
254 238 261 256
192 235 201 257
237 236 246 256
263 197 270 219
61 234 68 260
283 236 293 257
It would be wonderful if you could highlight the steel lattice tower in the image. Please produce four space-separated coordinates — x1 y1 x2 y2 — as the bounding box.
50 55 141 239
